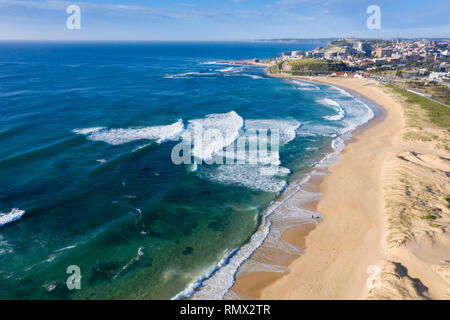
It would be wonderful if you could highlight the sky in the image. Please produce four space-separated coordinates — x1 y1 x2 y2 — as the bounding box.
0 0 449 40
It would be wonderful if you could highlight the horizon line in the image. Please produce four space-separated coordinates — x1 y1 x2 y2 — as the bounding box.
0 37 449 42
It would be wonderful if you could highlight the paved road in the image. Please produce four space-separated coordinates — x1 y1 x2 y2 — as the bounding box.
367 75 450 109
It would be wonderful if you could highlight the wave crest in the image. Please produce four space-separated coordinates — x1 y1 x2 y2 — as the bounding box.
0 208 25 227
73 119 184 145
316 98 346 121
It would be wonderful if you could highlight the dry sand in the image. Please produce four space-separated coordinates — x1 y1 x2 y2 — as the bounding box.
233 76 450 300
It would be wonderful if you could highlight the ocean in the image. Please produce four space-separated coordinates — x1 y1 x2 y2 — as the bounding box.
0 41 375 299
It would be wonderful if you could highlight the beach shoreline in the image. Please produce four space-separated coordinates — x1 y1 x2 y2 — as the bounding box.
190 72 380 301
230 75 394 299
232 71 450 300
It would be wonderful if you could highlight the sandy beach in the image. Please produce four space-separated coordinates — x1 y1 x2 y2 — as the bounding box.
232 75 450 300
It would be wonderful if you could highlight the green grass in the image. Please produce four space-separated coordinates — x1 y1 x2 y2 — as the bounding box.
288 59 348 75
288 59 330 66
424 214 437 220
386 84 450 130
288 59 346 67
404 82 450 105
429 222 440 228
271 63 280 73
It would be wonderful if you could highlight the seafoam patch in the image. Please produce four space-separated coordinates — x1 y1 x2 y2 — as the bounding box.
73 119 185 145
180 111 244 161
0 208 25 227
316 98 346 121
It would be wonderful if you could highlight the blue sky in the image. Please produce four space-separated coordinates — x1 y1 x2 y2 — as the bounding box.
1 0 449 40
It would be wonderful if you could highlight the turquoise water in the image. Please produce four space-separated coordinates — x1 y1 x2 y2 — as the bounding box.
0 42 373 299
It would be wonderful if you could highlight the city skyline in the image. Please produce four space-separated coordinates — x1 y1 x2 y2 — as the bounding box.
1 0 449 40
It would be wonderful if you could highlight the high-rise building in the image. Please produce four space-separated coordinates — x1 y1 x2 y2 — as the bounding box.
376 48 392 58
375 47 383 58
354 41 372 54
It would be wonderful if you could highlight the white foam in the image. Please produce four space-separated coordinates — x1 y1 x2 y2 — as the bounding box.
181 111 244 161
42 282 57 292
259 165 290 177
164 72 216 79
55 244 77 253
217 67 234 72
241 74 263 79
297 122 339 137
337 98 374 136
226 148 281 167
0 208 25 227
113 246 145 279
316 98 346 121
171 248 239 300
324 112 345 121
331 136 346 152
292 80 320 91
353 99 375 126
195 118 299 192
244 119 301 144
189 163 198 172
221 66 244 74
333 86 353 97
73 127 105 135
74 119 185 145
291 80 315 87
300 95 374 138
316 98 340 107
215 132 280 166
164 74 190 79
200 61 222 65
131 143 152 152
199 164 288 193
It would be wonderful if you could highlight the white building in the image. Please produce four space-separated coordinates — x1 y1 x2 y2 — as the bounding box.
428 72 449 80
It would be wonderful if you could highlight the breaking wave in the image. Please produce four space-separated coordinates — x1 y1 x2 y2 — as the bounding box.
0 208 26 227
316 98 346 121
74 112 300 193
73 119 185 145
180 111 244 161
